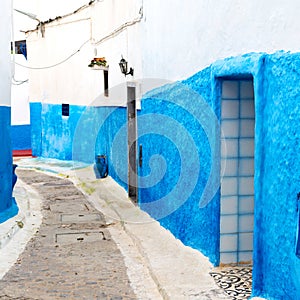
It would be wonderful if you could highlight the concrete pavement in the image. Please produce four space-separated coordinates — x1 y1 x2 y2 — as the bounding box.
0 158 263 299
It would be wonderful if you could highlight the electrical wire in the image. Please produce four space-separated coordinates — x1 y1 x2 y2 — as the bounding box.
14 1 143 70
92 7 143 46
15 39 90 70
12 79 29 85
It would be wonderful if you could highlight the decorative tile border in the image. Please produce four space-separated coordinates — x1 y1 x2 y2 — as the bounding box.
210 267 252 300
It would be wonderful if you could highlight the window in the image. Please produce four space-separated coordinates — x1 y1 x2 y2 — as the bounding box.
62 104 69 117
11 40 27 59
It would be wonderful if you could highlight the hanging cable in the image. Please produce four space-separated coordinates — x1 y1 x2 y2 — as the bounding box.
12 79 29 85
92 7 143 46
15 39 90 70
14 1 143 70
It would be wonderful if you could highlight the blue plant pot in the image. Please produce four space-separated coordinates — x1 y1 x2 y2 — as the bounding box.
94 155 108 178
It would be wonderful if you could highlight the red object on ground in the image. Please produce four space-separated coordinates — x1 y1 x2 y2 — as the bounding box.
13 149 33 157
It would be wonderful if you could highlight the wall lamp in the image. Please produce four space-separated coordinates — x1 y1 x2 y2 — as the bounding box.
119 56 134 77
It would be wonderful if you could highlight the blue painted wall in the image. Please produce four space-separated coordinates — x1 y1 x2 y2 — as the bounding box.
73 105 128 189
30 51 300 299
30 103 42 157
30 102 128 189
139 72 220 264
0 106 13 212
11 125 31 150
250 52 300 300
139 52 300 299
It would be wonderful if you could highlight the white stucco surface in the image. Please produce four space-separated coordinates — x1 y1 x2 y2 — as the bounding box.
11 54 30 125
25 0 300 105
27 12 94 105
142 0 300 80
26 0 143 106
14 0 88 37
13 0 39 41
0 0 12 106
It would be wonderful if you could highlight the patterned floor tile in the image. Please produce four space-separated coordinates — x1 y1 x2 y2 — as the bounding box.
210 267 252 300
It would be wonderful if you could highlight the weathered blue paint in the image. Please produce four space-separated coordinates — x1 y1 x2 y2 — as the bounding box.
41 103 86 160
297 199 300 258
95 107 128 189
250 52 300 300
0 197 18 223
11 124 31 150
139 52 300 299
30 103 128 189
71 105 128 189
0 106 13 212
139 74 220 264
30 102 42 157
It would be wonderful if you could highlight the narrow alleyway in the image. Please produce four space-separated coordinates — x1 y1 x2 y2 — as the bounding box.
0 158 245 300
0 170 136 300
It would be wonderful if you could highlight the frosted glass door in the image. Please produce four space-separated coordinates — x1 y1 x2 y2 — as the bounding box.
220 80 255 265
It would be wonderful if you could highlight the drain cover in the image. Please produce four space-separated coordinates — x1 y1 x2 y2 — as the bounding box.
60 213 103 223
50 203 88 212
55 231 106 244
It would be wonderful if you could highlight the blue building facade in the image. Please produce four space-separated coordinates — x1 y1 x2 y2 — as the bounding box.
11 53 31 153
0 110 18 223
0 107 13 212
0 0 18 223
30 51 300 299
11 124 31 151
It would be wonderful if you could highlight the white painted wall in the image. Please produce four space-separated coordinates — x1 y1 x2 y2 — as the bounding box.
142 0 300 80
13 0 88 40
27 8 95 105
26 0 142 106
0 0 12 106
13 0 39 41
91 0 143 84
25 0 300 105
35 0 88 21
11 54 30 125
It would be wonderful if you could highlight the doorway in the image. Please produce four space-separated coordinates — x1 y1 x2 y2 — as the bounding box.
220 79 255 266
127 83 137 202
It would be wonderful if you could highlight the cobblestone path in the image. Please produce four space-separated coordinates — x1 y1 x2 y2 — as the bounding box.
0 169 137 300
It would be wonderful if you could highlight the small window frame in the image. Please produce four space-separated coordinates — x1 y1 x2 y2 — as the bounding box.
62 103 69 117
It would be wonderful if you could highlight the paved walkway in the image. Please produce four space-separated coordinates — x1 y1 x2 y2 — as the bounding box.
0 158 264 300
0 170 136 300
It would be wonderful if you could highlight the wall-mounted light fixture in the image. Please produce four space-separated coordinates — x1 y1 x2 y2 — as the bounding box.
119 56 134 77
